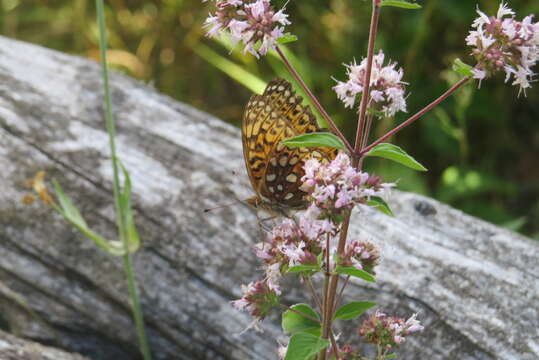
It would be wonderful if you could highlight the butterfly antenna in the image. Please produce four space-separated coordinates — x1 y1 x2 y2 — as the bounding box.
203 198 249 213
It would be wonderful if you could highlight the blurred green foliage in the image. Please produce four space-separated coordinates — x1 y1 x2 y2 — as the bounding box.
2 0 538 238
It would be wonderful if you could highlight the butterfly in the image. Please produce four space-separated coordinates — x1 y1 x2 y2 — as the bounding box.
241 78 338 215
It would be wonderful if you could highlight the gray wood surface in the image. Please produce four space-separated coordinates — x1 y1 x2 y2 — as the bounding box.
0 36 537 360
0 330 90 360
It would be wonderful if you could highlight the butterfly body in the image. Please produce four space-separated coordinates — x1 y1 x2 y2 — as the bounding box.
242 78 337 214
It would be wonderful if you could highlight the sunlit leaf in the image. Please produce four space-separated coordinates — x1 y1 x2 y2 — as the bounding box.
366 196 394 216
52 180 124 256
453 58 474 77
287 265 320 273
335 266 376 282
381 0 422 9
365 143 427 171
193 43 265 94
334 301 376 320
282 132 346 150
277 34 298 44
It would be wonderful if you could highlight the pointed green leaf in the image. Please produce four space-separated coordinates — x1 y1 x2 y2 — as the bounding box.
365 143 427 171
119 161 140 253
335 266 376 283
52 180 125 256
282 132 346 150
366 196 394 216
282 304 321 336
334 301 377 320
53 180 87 228
193 43 265 94
277 34 298 44
385 354 397 359
287 265 320 274
381 1 422 9
285 333 329 360
453 58 474 77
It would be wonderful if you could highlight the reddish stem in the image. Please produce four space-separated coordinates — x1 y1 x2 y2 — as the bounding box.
275 46 353 153
361 76 471 155
355 1 381 154
321 1 382 356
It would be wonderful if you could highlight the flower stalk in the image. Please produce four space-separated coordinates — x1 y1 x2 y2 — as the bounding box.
319 2 382 358
275 46 354 153
360 76 471 156
96 1 152 359
355 0 382 153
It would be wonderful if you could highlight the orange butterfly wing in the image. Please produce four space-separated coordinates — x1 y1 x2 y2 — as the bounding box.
242 79 337 210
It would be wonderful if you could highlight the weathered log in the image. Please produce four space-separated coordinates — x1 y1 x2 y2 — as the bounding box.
0 330 90 360
0 36 537 360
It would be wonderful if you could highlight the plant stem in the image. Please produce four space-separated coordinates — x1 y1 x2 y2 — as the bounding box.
319 267 331 360
305 276 324 312
96 0 123 236
275 46 353 153
328 330 339 359
361 114 374 152
360 76 471 156
123 254 152 359
96 2 152 359
320 1 382 356
355 0 381 154
321 210 352 346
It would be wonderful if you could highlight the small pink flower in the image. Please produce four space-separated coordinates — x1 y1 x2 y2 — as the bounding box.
203 0 290 58
333 50 408 117
231 280 280 320
359 310 424 349
466 2 539 95
340 240 381 274
301 152 395 219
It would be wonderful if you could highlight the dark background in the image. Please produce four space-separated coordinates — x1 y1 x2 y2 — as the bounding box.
2 0 538 238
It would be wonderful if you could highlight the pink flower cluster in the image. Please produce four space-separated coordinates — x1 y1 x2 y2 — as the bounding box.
359 311 424 349
233 153 391 325
466 2 539 95
333 51 407 117
301 152 394 218
253 209 334 289
340 239 380 275
232 209 334 321
231 280 279 321
204 0 290 57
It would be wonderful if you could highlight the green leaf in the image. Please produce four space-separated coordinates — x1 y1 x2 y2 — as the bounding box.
53 180 87 228
381 0 422 9
288 265 320 273
282 132 346 150
365 143 427 171
366 196 394 216
334 301 377 320
385 354 397 359
453 58 474 77
193 43 266 94
52 180 125 256
282 304 321 336
335 266 376 283
285 333 329 360
118 161 140 253
277 34 298 44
